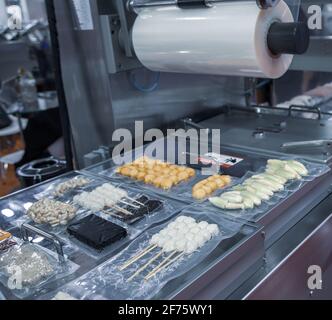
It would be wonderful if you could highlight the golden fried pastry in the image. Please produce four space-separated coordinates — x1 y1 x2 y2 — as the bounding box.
192 175 232 200
192 189 207 200
116 157 196 190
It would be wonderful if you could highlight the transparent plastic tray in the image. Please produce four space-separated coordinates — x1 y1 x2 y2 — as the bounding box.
0 239 79 299
204 158 331 222
32 172 117 201
85 158 244 205
0 200 25 231
47 207 243 300
58 188 185 260
0 172 187 259
4 226 77 260
89 161 202 203
0 172 103 231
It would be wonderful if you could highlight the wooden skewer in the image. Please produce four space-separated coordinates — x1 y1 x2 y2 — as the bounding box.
106 204 133 216
102 210 121 218
119 244 158 271
145 253 185 281
119 199 140 209
127 251 163 282
125 196 146 207
144 251 178 280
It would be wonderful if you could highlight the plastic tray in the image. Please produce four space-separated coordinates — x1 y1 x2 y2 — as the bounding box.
204 158 331 221
45 206 244 300
0 239 79 299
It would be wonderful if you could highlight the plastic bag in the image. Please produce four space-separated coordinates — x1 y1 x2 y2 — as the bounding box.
204 157 331 221
0 242 79 299
54 207 243 300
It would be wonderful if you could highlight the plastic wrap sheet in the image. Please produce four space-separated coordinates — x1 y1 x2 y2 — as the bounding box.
132 0 294 78
85 157 238 204
62 191 183 260
50 208 243 300
0 199 27 231
0 241 79 299
204 158 331 222
1 172 109 230
6 177 184 260
89 162 202 203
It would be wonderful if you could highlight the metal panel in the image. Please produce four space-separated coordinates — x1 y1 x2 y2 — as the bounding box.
246 213 332 300
198 108 332 164
53 0 245 168
53 0 116 167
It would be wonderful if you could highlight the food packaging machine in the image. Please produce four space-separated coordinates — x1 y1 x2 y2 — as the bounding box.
1 0 332 300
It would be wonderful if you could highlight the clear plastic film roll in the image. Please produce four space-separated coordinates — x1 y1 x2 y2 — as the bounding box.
132 0 295 79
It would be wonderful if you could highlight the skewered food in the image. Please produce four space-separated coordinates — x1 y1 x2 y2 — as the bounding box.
116 157 196 190
67 214 127 250
0 230 11 242
52 292 77 300
0 230 16 254
119 216 220 282
0 244 55 287
192 175 232 200
118 195 163 224
27 199 77 227
0 239 17 253
73 183 144 216
209 159 308 210
53 176 90 197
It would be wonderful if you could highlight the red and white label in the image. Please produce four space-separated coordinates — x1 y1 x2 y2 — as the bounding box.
198 153 244 169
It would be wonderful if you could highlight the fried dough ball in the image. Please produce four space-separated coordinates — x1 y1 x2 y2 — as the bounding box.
202 185 213 194
193 189 207 200
119 167 132 177
136 172 146 181
161 179 173 190
178 172 190 181
221 175 232 185
215 178 226 188
144 174 156 184
192 175 232 200
117 157 197 190
186 168 196 178
206 181 217 190
168 175 179 184
128 168 139 178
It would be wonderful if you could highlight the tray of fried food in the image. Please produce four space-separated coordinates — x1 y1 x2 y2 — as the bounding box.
116 157 196 190
192 175 232 200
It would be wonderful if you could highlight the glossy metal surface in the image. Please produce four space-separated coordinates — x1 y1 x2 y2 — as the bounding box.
229 193 332 299
199 108 332 164
245 212 332 300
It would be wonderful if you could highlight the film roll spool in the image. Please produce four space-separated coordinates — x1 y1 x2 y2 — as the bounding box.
132 0 294 79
